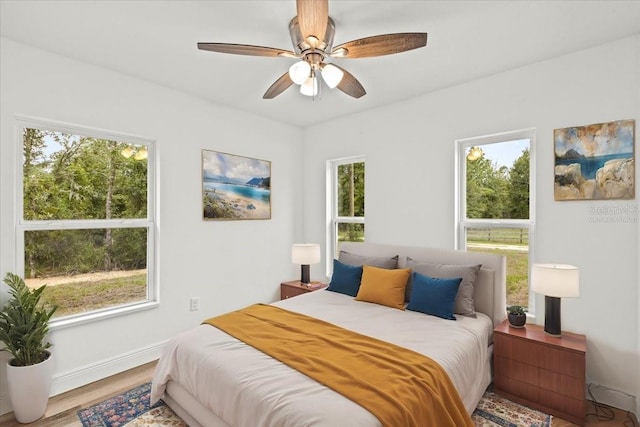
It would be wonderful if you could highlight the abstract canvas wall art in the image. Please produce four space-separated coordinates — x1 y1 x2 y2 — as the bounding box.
554 119 634 200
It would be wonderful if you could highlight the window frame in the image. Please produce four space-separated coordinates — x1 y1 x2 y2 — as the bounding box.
14 116 158 329
326 155 365 276
454 128 537 314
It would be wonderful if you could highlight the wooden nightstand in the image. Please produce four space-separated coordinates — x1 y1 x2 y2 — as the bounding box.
280 280 327 300
493 320 586 426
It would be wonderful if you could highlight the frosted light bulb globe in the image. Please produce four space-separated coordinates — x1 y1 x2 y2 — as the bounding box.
289 61 311 85
300 76 318 96
321 64 344 89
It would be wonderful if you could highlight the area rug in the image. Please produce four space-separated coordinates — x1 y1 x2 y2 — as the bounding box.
77 382 185 427
78 382 551 427
472 390 552 427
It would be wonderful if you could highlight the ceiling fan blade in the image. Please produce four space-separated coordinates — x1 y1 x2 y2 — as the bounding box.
332 33 427 58
198 42 296 58
333 65 366 99
296 0 328 46
263 72 294 99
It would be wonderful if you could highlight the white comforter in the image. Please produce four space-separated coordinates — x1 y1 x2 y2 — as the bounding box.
151 289 492 427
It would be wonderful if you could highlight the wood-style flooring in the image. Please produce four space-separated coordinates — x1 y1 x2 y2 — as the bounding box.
0 360 636 426
0 361 156 427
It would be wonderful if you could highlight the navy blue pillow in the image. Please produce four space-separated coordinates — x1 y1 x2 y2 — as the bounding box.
406 272 462 320
327 259 363 297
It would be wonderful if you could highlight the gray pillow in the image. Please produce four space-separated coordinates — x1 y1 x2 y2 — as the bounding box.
405 259 481 317
338 251 399 269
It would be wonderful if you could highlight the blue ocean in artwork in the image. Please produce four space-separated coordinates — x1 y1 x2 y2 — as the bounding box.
203 181 270 203
555 153 632 180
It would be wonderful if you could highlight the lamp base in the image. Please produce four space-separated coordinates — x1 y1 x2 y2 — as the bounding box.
300 264 310 285
544 295 562 336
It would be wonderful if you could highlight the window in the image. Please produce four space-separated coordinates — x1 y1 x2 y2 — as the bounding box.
17 118 156 325
327 157 365 270
455 129 535 311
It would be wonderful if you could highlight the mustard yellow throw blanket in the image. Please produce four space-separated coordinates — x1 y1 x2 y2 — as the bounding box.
203 304 473 427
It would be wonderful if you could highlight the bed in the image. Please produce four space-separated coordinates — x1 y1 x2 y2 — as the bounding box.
151 242 507 427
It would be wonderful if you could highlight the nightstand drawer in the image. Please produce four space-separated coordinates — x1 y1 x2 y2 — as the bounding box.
538 368 583 398
280 281 327 300
494 355 539 385
537 389 584 418
281 285 311 299
493 320 586 426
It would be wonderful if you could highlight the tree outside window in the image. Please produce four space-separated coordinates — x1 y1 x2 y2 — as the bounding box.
457 132 535 310
329 157 365 263
19 124 155 320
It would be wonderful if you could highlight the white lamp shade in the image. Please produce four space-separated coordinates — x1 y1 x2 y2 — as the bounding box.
288 61 311 85
300 76 318 96
292 243 321 265
321 63 344 89
530 263 579 297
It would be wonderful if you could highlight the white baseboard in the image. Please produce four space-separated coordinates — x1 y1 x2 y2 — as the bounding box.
0 340 168 416
587 383 638 417
50 340 169 396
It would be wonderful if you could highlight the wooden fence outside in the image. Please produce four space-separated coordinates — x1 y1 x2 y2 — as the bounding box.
467 228 528 245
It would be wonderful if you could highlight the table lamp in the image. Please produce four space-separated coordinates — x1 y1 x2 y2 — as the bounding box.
291 243 321 285
530 263 579 336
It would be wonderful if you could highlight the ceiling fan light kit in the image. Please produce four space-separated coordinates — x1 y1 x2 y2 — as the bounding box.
300 74 319 97
320 63 343 89
289 61 311 85
198 0 428 100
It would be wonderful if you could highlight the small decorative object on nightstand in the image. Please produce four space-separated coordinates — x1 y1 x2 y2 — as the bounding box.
280 280 327 300
506 305 526 328
494 320 586 426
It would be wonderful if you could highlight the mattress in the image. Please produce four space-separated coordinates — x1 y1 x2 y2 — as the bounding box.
151 289 493 427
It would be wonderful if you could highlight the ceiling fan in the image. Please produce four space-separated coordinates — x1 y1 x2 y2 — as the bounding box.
197 0 428 99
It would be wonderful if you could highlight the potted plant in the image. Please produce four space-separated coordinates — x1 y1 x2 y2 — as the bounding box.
0 272 57 423
507 305 527 328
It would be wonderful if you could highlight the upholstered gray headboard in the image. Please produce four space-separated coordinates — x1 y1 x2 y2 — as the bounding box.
340 242 507 327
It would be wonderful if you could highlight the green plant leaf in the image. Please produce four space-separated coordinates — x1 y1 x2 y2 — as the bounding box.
0 273 57 366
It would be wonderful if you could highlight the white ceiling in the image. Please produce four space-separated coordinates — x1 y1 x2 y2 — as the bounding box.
2 1 640 127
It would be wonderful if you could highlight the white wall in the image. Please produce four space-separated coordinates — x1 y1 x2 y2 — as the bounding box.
303 35 640 413
636 34 640 419
0 38 304 413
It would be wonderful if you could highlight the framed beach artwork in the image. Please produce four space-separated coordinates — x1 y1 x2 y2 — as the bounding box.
202 149 271 220
554 119 635 201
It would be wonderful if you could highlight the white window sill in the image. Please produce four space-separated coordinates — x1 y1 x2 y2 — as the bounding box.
50 301 159 331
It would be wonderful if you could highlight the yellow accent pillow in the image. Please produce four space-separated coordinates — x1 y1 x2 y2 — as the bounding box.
355 266 411 309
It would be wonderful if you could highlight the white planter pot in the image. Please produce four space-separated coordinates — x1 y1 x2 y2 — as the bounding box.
6 352 54 424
